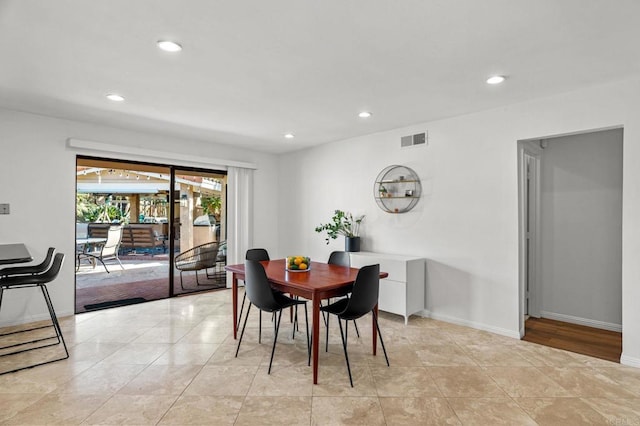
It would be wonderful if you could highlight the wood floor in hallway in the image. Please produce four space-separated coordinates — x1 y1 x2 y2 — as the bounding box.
522 317 622 363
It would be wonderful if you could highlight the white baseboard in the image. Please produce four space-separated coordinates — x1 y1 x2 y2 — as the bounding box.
539 311 622 332
419 309 521 339
620 354 640 368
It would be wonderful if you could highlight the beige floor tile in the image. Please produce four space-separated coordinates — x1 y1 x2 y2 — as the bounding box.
158 395 243 425
516 341 593 367
371 365 442 397
68 341 126 363
569 351 622 367
132 326 193 343
209 339 270 364
428 366 507 398
484 366 571 397
311 396 386 426
83 326 153 344
257 339 313 368
179 323 233 344
100 342 172 364
447 397 537 425
117 364 202 395
0 393 46 422
56 362 147 395
515 397 609 425
379 397 461 425
2 392 110 425
235 396 311 426
312 364 377 396
82 394 178 425
593 366 640 396
415 343 478 366
183 365 258 396
247 365 313 397
405 328 455 345
538 366 639 398
461 343 534 366
367 344 422 367
0 344 70 375
3 291 637 426
152 343 219 365
582 397 640 425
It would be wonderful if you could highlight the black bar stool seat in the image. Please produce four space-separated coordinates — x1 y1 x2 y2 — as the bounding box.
0 252 69 375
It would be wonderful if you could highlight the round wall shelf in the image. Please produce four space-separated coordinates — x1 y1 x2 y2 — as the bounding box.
374 165 421 213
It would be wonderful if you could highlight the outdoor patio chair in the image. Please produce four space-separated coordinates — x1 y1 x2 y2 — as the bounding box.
77 225 124 273
175 241 220 290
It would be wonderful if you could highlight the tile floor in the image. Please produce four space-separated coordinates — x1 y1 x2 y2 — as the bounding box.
1 289 640 425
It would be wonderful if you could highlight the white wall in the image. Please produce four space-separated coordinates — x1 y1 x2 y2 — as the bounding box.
278 77 640 367
0 108 279 325
539 129 623 330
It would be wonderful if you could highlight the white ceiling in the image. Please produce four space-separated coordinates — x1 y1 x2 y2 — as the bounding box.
1 0 639 154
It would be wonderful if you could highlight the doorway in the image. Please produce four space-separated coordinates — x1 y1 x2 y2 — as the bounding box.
518 128 623 361
75 157 227 312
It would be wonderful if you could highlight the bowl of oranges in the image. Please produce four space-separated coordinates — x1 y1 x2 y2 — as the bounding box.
286 256 311 272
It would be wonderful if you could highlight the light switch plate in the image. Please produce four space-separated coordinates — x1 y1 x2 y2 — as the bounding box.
0 204 10 214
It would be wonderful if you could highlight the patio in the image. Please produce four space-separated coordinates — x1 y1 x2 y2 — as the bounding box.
75 254 226 313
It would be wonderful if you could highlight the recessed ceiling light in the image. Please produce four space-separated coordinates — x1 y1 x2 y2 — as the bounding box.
486 75 506 85
106 93 125 102
157 40 182 52
284 133 295 139
358 111 372 118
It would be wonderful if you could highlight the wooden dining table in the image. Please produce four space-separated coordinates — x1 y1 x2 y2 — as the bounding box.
225 258 388 384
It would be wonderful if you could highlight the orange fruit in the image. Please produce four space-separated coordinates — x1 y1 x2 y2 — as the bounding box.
299 263 307 270
294 257 302 265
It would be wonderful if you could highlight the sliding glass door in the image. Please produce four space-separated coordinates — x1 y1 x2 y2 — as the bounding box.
75 157 227 312
173 169 227 295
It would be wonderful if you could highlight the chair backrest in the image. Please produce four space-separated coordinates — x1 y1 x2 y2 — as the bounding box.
76 223 88 239
194 242 219 268
102 226 123 255
244 260 280 312
328 251 350 267
1 253 65 287
88 223 110 238
246 248 270 261
0 247 56 278
339 264 380 320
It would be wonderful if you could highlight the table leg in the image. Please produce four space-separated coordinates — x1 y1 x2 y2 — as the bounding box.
372 303 378 356
312 294 320 384
232 273 238 339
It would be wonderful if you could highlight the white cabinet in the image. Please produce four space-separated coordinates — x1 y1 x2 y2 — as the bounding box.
349 251 426 324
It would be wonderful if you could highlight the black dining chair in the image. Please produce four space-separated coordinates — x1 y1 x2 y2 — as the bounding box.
239 248 271 341
320 263 390 387
0 253 69 375
327 250 350 267
324 251 360 352
0 247 55 278
235 260 310 374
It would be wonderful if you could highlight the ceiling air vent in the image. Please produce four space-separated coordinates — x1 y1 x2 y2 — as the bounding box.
401 132 427 148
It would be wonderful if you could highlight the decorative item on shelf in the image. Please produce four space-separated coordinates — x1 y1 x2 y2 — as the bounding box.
314 210 365 252
286 256 310 272
373 165 422 213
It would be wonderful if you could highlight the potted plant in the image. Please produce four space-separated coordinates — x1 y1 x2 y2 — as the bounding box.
315 210 365 252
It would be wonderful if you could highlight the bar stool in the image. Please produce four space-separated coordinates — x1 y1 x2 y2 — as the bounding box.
0 252 68 375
